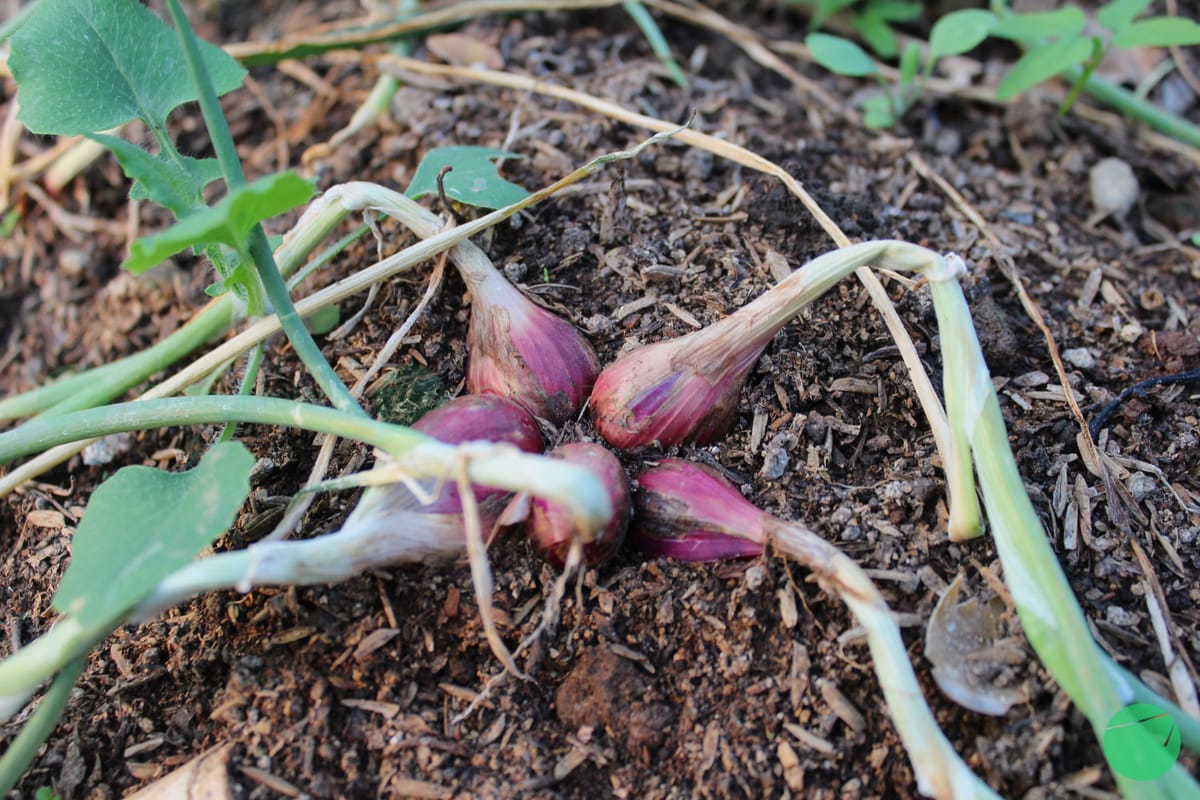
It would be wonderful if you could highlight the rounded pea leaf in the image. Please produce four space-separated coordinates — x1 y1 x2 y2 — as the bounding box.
806 33 878 77
406 146 529 210
929 10 996 60
854 9 899 58
9 0 245 135
996 37 1093 100
53 441 254 626
1112 17 1200 48
123 172 316 274
861 94 896 128
869 0 923 24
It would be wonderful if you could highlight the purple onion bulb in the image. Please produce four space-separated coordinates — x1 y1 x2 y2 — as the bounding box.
465 267 599 425
348 394 543 533
632 460 768 561
527 442 630 567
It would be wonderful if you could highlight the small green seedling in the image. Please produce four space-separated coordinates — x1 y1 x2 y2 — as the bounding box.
991 0 1200 115
806 9 995 127
790 0 923 58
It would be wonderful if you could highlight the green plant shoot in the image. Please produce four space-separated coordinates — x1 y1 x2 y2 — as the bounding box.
9 0 243 216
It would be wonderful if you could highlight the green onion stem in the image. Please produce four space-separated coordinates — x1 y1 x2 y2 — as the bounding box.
1065 65 1200 149
0 655 87 796
0 396 419 464
929 270 1200 797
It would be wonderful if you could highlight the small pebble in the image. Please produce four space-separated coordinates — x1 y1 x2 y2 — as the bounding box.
82 433 132 466
1119 322 1144 343
1061 348 1095 369
1014 370 1050 388
1089 157 1139 218
744 564 766 591
1126 472 1157 502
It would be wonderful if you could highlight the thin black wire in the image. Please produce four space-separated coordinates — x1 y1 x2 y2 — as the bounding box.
1088 367 1200 440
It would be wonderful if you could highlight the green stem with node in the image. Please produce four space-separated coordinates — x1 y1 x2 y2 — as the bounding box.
165 0 362 417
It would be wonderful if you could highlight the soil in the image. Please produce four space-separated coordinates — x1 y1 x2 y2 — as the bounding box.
2 2 1199 799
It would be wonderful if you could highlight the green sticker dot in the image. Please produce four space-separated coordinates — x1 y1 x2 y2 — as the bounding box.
1102 704 1182 781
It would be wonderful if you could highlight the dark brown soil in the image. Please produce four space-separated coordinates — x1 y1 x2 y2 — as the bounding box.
2 2 1199 799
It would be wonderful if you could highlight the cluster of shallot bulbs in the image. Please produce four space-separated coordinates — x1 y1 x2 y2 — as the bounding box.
348 223 854 568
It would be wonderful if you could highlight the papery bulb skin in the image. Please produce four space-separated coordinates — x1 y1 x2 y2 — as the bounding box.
632 460 769 561
466 273 600 425
527 443 630 567
590 319 774 450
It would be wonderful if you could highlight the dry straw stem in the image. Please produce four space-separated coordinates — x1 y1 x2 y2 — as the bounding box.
642 0 839 111
365 52 982 540
224 0 625 64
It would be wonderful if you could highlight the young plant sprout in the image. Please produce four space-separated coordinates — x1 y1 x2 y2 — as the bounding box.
527 442 631 567
632 459 1000 799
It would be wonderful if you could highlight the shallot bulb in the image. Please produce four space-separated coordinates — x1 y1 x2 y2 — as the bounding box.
631 460 767 560
464 258 599 425
591 251 849 449
409 393 544 513
342 394 544 549
630 458 991 799
527 442 630 566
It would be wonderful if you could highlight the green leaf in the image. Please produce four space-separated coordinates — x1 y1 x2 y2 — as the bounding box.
89 134 221 219
990 8 1087 42
9 0 245 135
405 146 529 210
1096 0 1153 33
53 441 254 626
899 42 921 87
805 33 878 77
868 0 923 23
996 36 1094 100
929 10 996 60
805 0 860 31
1113 17 1200 48
854 10 899 58
861 94 896 128
123 172 315 274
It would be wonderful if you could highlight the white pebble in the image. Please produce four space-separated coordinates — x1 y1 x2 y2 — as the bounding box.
1062 348 1095 369
1089 157 1139 217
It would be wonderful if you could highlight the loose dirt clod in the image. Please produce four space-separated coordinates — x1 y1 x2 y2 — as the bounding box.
555 646 676 762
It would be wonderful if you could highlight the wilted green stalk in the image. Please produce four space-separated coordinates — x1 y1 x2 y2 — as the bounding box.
929 261 1199 797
